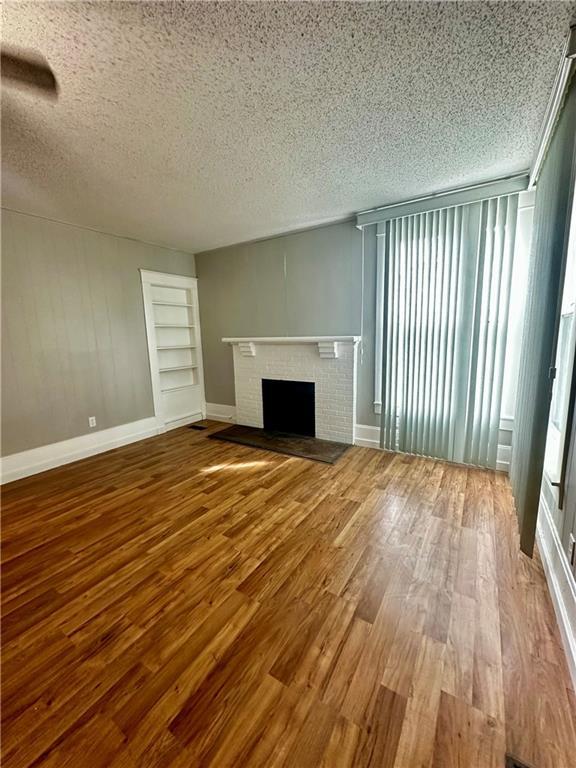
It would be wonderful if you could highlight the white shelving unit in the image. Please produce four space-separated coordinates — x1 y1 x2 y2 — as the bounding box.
140 270 206 430
157 345 196 350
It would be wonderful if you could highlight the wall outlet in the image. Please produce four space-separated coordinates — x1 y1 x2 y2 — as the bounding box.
88 416 97 428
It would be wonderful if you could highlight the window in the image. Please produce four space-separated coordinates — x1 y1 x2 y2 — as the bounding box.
375 193 534 426
551 313 573 430
545 191 576 483
374 195 519 468
367 177 534 469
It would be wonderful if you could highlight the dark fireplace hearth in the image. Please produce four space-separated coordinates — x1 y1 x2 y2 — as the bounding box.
262 378 315 437
209 377 349 464
209 424 349 463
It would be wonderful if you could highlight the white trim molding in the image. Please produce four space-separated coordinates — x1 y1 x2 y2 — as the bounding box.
140 269 207 431
530 26 576 188
222 336 360 344
537 487 576 689
223 336 360 360
497 417 514 473
238 342 256 357
496 445 511 474
139 269 198 288
358 420 513 472
356 173 529 228
164 412 204 429
1 417 162 484
205 403 237 423
354 424 381 449
317 341 339 359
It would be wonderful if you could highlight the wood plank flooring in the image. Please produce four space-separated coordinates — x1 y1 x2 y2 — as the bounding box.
2 421 575 767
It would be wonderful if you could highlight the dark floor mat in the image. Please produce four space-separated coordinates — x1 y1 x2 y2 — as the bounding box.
505 757 535 768
209 424 350 464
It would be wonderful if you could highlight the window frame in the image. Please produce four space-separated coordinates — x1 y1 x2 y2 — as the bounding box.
374 226 385 415
544 191 576 485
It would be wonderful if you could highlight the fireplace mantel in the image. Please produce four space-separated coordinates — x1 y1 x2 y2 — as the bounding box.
222 336 360 359
223 335 358 443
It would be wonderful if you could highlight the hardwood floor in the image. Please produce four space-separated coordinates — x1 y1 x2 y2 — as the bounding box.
2 421 575 767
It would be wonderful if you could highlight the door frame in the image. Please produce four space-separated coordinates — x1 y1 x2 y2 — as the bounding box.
140 269 206 431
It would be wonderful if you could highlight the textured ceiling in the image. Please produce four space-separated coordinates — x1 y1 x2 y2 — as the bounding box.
2 1 575 253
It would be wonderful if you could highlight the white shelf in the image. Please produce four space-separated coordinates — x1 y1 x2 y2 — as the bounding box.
222 335 361 344
141 270 205 434
161 384 195 393
159 364 198 372
157 345 196 350
154 324 195 328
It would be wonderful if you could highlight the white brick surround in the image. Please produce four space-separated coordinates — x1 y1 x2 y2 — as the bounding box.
223 337 360 444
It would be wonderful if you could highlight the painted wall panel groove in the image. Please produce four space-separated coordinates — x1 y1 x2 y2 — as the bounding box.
1 210 196 456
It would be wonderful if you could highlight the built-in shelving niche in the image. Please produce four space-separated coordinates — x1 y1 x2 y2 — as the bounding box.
141 271 205 430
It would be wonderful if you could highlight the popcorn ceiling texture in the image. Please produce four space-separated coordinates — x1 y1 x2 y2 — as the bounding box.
2 1 575 252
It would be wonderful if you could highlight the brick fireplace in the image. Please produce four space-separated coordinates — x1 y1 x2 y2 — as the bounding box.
222 336 360 444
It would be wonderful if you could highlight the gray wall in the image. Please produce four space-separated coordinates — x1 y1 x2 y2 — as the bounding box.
195 220 379 427
1 210 196 456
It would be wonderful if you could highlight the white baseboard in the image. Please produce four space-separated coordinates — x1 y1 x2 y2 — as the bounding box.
164 411 204 430
1 417 162 484
354 423 510 472
496 444 511 474
206 403 236 423
537 489 576 690
500 416 514 433
354 423 380 449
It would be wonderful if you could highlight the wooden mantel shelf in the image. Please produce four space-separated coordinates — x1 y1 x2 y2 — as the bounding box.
222 336 360 359
222 336 360 344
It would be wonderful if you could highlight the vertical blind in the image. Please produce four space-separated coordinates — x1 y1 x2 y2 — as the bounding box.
379 194 518 469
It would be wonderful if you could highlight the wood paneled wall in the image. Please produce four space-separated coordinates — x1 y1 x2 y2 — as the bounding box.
1 210 195 456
